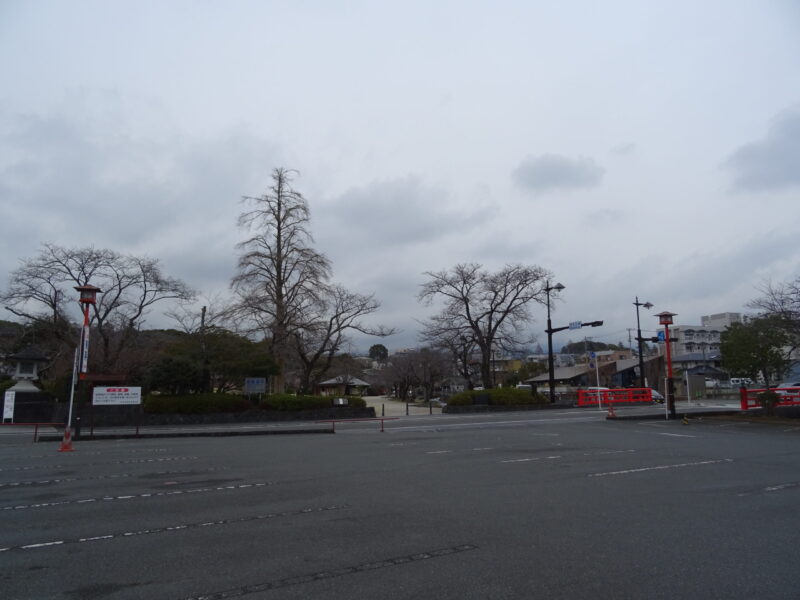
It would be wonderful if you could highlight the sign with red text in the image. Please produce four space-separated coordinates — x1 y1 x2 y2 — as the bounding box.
93 387 142 406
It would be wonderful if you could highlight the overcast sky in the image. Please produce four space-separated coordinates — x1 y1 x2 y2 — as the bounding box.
2 1 799 353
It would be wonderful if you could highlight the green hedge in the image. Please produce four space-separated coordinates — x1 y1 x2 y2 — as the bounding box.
445 388 548 406
144 393 367 414
144 393 252 414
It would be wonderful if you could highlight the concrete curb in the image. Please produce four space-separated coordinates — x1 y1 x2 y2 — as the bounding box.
38 427 333 442
606 410 742 421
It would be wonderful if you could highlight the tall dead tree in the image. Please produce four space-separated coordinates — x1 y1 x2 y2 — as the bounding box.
231 168 331 393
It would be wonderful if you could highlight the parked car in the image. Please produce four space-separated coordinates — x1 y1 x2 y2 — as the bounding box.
774 382 800 397
650 388 664 403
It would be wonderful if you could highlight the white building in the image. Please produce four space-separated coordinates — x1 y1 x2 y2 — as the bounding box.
668 312 742 356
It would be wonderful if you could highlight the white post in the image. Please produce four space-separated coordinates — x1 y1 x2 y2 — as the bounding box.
595 354 602 410
66 347 78 433
664 376 669 420
686 370 692 406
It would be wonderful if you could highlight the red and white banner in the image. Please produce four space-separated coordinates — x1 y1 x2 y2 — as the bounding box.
93 387 142 406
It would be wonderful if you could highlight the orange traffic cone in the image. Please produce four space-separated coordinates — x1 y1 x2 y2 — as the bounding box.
606 405 617 419
58 428 74 452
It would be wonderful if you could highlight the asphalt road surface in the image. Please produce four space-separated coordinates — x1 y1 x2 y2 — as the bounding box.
2 409 799 599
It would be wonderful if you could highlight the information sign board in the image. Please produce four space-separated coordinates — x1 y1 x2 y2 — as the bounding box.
3 391 15 420
244 377 267 394
93 387 142 405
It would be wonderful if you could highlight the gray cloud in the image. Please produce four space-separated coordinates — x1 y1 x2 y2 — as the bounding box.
317 175 492 249
724 107 800 192
610 143 637 156
0 103 282 302
511 154 605 194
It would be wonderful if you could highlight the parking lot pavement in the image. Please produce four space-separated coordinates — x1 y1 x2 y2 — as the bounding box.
3 411 800 599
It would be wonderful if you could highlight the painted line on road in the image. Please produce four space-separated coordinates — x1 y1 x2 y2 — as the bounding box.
502 456 561 464
0 468 223 489
738 482 800 497
1 481 276 512
0 455 199 473
583 449 636 456
180 543 479 599
425 450 452 454
588 458 733 477
656 433 697 438
0 505 349 554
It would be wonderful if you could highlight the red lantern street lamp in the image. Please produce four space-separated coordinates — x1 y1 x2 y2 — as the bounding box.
656 311 677 419
64 284 102 447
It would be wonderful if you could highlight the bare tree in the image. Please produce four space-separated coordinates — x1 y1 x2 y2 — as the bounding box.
419 327 478 389
231 168 332 393
749 278 800 359
291 284 394 393
1 243 194 372
419 263 550 388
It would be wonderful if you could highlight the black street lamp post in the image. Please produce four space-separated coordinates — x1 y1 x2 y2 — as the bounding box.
633 297 653 389
545 282 603 403
545 282 565 403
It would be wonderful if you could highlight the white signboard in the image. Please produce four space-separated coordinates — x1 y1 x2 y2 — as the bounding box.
3 391 15 420
93 387 142 406
80 325 90 373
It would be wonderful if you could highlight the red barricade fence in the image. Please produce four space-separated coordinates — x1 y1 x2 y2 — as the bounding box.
740 387 800 410
576 388 653 407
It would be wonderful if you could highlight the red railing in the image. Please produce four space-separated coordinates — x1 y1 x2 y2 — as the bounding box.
576 388 653 407
0 422 65 442
740 387 800 410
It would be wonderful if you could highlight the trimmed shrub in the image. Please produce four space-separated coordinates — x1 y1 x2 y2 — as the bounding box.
144 393 251 414
445 388 548 406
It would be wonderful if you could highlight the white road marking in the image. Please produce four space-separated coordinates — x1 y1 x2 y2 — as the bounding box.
4 505 348 553
1 482 273 512
502 456 561 464
589 458 733 477
656 433 697 438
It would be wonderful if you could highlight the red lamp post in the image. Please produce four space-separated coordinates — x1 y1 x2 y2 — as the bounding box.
74 285 101 376
656 311 677 420
70 284 102 443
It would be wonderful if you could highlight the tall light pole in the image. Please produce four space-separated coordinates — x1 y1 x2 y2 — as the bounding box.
71 284 102 442
634 297 653 388
60 284 102 450
545 282 565 403
656 311 677 420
